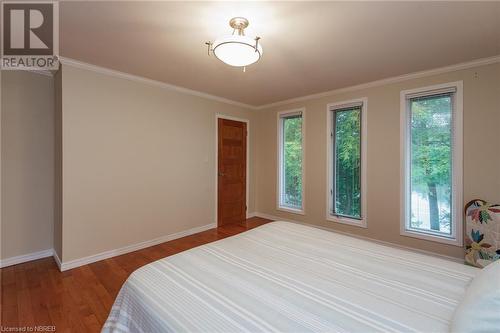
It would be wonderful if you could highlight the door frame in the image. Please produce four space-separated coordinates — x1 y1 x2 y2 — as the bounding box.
215 114 250 226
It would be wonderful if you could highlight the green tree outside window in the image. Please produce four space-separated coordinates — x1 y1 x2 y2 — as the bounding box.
409 94 452 234
282 116 302 208
333 108 361 218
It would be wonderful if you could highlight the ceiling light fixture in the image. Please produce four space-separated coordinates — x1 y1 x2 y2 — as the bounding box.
206 17 262 71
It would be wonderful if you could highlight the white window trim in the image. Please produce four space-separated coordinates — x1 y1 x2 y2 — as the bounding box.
277 108 306 215
326 98 368 228
400 81 463 246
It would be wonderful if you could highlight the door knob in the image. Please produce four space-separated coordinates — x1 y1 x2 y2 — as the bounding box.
218 172 225 177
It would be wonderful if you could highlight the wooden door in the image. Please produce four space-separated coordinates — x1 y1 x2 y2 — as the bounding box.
218 118 247 226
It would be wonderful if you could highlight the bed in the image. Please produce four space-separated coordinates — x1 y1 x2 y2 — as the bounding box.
102 221 478 333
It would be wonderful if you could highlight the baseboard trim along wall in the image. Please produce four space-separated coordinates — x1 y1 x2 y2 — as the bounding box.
53 250 62 271
0 223 216 271
253 212 464 264
0 214 463 270
246 212 257 219
58 222 217 271
0 249 54 268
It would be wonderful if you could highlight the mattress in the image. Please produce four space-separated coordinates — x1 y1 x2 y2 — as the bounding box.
102 221 478 333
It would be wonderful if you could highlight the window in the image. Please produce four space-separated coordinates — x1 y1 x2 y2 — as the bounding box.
401 82 463 246
278 109 305 214
327 99 367 227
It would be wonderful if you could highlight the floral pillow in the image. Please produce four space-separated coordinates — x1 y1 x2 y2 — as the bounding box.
465 199 500 268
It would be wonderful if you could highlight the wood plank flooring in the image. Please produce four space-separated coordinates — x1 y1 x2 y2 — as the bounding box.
1 217 271 332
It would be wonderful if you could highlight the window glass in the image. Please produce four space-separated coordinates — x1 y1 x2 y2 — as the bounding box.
409 94 453 235
333 107 361 219
280 115 303 209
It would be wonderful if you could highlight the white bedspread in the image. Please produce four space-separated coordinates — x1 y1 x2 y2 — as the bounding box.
102 221 478 333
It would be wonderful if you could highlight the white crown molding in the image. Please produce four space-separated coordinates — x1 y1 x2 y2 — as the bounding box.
256 54 500 110
59 57 257 110
253 212 463 263
27 69 54 77
1 69 54 77
57 222 216 271
51 54 499 110
0 249 54 268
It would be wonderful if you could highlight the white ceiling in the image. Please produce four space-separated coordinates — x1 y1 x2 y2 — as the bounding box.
60 1 500 107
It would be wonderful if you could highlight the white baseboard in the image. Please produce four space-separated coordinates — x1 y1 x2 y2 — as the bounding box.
253 212 463 263
53 250 62 270
254 212 293 222
246 212 257 218
0 249 54 268
58 222 217 271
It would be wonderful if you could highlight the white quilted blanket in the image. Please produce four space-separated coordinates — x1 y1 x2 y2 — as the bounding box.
103 221 477 333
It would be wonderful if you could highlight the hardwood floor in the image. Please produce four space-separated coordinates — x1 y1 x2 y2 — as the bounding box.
1 217 270 332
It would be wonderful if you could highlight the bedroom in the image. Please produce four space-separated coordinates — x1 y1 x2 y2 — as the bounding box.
1 1 499 332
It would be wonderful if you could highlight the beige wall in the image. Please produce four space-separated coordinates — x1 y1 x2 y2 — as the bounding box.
2 61 498 264
59 64 256 262
255 62 500 259
1 71 55 259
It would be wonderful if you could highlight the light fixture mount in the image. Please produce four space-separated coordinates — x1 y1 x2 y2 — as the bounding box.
229 17 249 35
206 17 263 70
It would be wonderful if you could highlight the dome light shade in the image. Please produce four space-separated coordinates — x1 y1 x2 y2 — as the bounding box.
212 35 263 67
206 17 263 69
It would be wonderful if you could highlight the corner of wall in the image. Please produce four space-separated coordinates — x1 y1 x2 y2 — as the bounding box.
54 67 63 262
